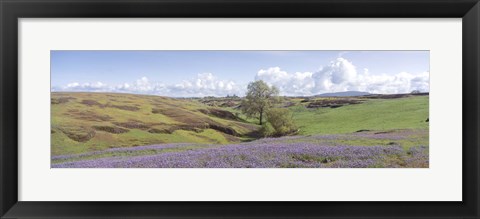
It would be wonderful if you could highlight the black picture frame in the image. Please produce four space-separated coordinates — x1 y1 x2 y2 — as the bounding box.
1 0 479 218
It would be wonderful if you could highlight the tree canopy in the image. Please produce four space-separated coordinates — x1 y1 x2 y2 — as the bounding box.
241 80 279 125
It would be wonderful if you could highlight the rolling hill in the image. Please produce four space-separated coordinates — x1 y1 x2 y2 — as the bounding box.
51 92 259 156
291 95 429 135
51 92 429 158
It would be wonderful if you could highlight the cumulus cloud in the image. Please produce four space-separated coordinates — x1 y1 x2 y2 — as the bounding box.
59 81 110 92
54 73 245 97
114 77 167 93
255 67 315 96
54 57 429 97
255 58 429 96
168 73 243 97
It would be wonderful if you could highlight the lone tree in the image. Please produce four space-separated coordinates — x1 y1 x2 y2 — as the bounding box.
241 80 279 125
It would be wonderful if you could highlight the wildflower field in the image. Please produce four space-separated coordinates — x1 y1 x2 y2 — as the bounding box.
52 130 428 168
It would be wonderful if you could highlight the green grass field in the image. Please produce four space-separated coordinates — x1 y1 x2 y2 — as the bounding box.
51 92 429 156
291 96 429 134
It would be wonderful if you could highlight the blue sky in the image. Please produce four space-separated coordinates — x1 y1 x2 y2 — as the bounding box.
51 51 429 97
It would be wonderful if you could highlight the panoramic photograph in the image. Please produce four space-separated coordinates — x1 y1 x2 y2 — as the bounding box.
51 51 429 168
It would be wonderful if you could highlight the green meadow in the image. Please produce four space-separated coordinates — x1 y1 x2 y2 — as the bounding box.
291 96 429 134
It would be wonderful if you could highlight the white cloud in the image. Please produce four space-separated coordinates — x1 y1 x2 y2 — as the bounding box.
170 73 244 97
55 74 245 97
255 67 315 96
255 57 429 96
54 57 429 97
61 81 110 92
114 77 167 93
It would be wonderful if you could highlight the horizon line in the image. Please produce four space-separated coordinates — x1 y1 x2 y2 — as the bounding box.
51 90 430 98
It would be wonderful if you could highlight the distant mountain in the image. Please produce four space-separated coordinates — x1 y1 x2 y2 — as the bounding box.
317 91 371 97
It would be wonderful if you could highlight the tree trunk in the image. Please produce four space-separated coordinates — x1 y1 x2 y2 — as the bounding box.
259 108 263 125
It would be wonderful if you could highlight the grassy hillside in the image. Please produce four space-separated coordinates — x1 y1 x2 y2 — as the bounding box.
51 92 259 156
290 95 429 134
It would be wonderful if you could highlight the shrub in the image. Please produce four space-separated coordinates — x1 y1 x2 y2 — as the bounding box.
259 123 275 137
266 108 298 136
